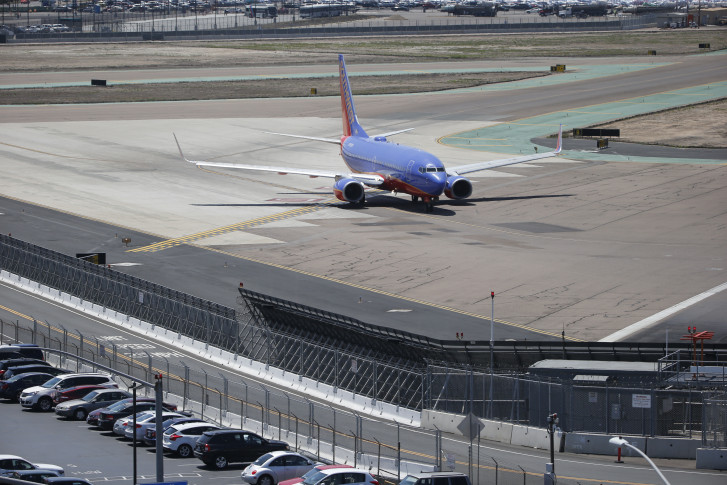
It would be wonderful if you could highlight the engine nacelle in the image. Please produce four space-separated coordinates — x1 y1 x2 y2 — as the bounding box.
333 178 366 203
444 175 473 200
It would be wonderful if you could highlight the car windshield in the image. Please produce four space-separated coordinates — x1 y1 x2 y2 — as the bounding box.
82 390 101 401
106 400 129 411
301 470 326 485
399 477 418 485
252 453 273 466
41 376 62 388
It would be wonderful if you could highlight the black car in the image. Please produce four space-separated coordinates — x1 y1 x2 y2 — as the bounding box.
0 344 44 361
95 398 178 430
3 364 69 381
193 429 289 469
0 372 54 401
0 358 49 379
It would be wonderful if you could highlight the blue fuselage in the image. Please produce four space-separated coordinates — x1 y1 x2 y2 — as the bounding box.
340 136 447 199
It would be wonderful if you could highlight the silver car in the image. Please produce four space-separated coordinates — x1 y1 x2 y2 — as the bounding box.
162 421 221 457
0 454 64 477
241 451 318 485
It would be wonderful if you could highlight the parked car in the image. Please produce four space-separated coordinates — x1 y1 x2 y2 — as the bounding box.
51 384 107 406
0 455 64 477
19 373 117 411
54 388 131 421
193 429 290 469
398 472 471 485
94 398 178 430
278 465 353 485
122 411 187 440
113 410 155 436
297 468 378 485
144 417 207 446
44 478 93 485
0 344 44 361
241 451 318 485
2 364 69 381
162 421 221 458
9 469 62 482
0 358 48 379
0 372 54 402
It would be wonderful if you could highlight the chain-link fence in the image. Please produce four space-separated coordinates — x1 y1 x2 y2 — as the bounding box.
3 9 658 40
0 234 714 441
1 317 579 485
703 392 727 448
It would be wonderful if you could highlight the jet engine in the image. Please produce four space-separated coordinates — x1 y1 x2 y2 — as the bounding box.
444 175 473 200
333 178 366 204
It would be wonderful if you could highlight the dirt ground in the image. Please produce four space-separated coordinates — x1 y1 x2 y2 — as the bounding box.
2 34 726 148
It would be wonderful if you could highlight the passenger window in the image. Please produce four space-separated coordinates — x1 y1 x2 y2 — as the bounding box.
270 457 285 467
450 477 469 485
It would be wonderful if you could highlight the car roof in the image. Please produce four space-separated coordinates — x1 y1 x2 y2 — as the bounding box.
0 454 24 460
318 468 371 476
403 472 469 477
170 420 216 430
316 465 353 470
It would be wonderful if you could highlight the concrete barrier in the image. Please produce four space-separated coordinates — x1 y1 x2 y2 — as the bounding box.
479 418 514 443
565 432 647 457
647 437 700 459
510 424 551 450
421 409 465 436
696 448 727 470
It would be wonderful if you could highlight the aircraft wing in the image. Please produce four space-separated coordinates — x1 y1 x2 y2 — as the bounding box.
174 134 385 186
447 126 563 176
264 132 340 145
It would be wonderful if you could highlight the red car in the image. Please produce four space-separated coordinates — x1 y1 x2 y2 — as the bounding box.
52 385 107 406
278 464 354 485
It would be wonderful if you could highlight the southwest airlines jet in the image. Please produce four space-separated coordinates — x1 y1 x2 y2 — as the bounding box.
175 54 562 212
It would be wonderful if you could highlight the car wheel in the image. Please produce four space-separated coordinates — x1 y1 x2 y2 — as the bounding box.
177 444 193 458
14 390 22 402
38 396 53 412
213 455 228 469
74 408 87 421
258 475 274 485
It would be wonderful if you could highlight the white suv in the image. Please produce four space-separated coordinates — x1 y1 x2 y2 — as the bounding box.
19 373 117 411
163 421 221 458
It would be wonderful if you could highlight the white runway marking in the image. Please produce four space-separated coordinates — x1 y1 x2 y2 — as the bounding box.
599 281 727 342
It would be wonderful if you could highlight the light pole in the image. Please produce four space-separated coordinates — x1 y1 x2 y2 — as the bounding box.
489 290 494 419
544 413 558 485
609 437 672 485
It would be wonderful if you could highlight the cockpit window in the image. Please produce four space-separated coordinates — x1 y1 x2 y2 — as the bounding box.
419 165 445 174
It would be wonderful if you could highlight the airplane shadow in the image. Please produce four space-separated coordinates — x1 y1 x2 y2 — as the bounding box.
190 194 572 213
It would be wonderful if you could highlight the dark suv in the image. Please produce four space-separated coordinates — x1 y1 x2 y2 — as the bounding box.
194 430 289 469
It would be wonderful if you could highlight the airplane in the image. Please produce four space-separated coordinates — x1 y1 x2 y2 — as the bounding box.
175 54 563 213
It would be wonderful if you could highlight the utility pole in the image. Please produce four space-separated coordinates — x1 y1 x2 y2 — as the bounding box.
154 372 164 482
489 290 494 419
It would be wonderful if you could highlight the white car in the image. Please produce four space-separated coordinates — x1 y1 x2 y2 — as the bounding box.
113 410 155 436
19 373 117 411
123 411 187 441
162 421 221 457
0 454 64 477
241 451 318 485
299 467 378 485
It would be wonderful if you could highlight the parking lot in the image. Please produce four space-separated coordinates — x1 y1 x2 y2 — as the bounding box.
0 395 253 484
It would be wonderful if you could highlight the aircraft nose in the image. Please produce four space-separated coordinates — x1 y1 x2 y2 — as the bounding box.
429 173 446 195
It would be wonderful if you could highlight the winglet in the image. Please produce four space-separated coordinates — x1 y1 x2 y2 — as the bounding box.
173 133 196 164
554 124 563 154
